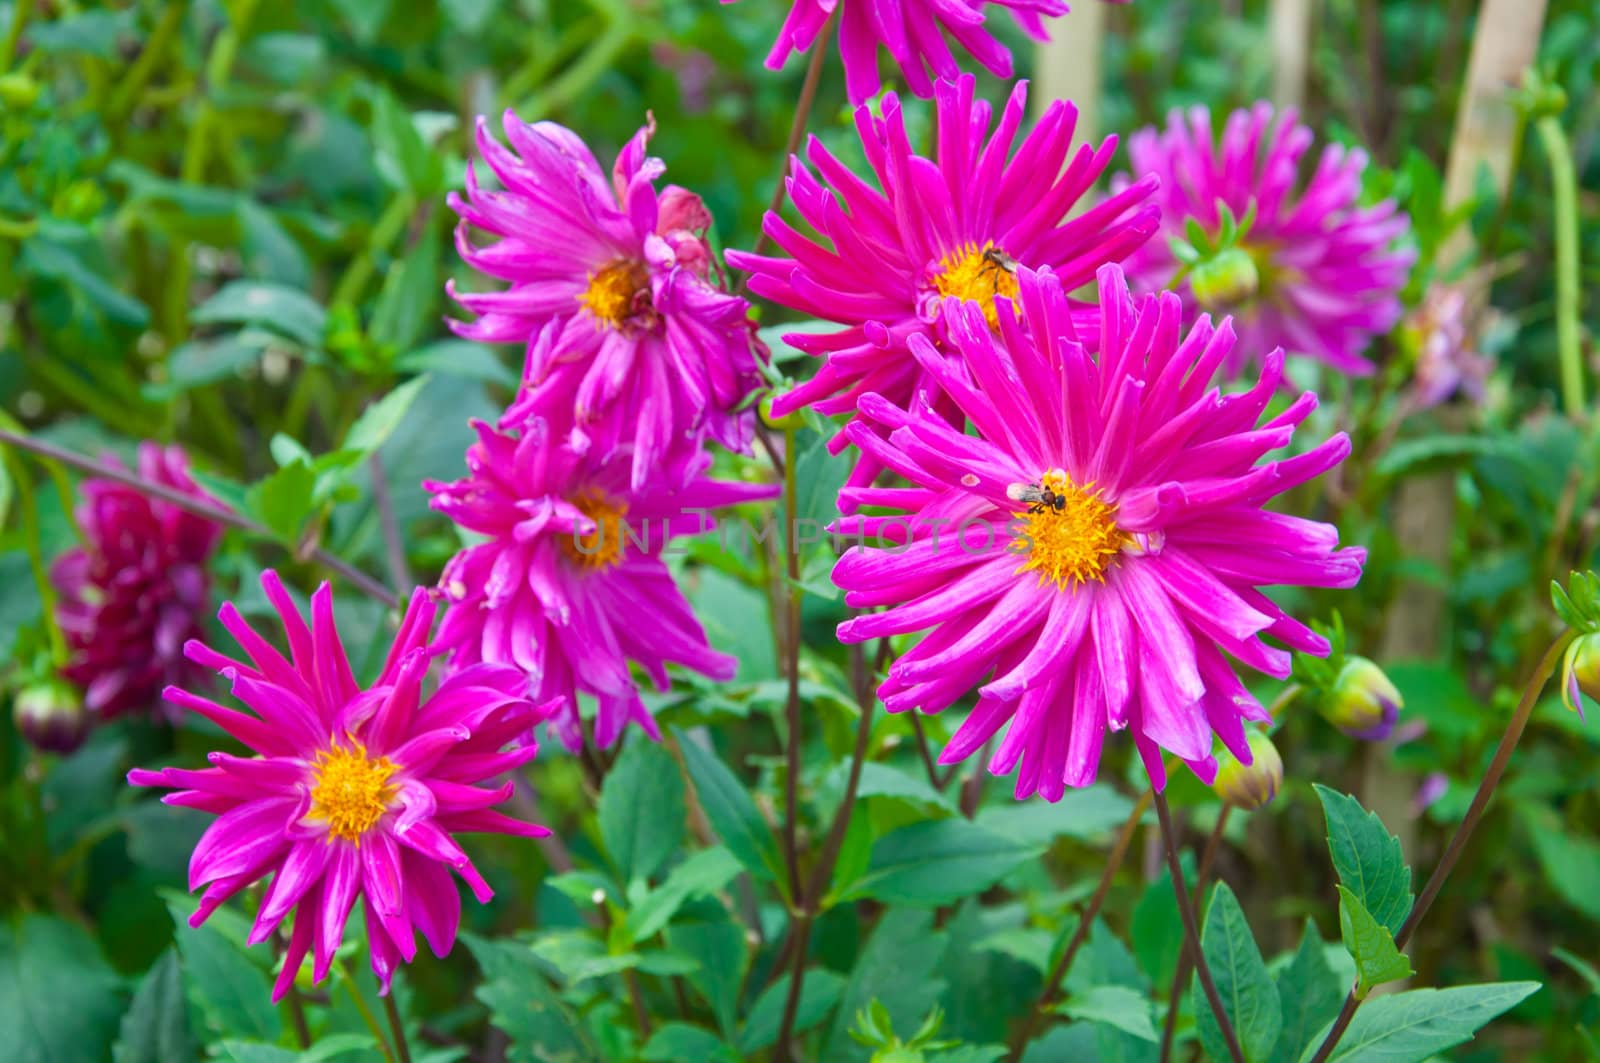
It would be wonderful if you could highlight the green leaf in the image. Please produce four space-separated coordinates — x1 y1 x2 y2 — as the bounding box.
218 1044 296 1063
843 819 1044 906
394 339 519 388
0 914 125 1063
1335 886 1413 998
823 909 949 1061
625 847 743 944
370 223 441 352
343 375 431 456
672 727 787 887
23 236 151 327
666 916 748 1038
1130 856 1190 989
1314 786 1413 936
224 1034 376 1062
1374 433 1535 479
974 784 1140 845
463 933 598 1063
245 459 317 545
165 902 281 1043
191 280 326 347
1195 882 1282 1063
114 950 194 1063
1521 805 1600 922
147 334 270 397
25 10 134 57
599 737 688 885
372 90 442 195
1552 946 1600 997
1270 921 1343 1063
1298 982 1540 1063
641 1023 735 1063
1058 985 1160 1043
822 760 957 815
739 969 848 1052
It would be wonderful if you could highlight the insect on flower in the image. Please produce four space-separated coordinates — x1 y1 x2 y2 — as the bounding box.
1007 480 1068 515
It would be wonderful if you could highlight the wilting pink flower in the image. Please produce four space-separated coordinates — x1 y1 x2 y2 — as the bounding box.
1115 102 1413 376
724 0 1108 105
426 418 776 753
1404 285 1491 408
449 114 764 491
729 74 1157 496
831 264 1364 798
52 443 224 720
129 571 551 1000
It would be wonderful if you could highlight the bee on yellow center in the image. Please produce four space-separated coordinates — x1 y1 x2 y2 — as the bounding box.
933 241 1021 331
1009 471 1130 589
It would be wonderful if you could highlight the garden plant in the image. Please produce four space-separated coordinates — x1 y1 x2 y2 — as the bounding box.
1 1 1599 1061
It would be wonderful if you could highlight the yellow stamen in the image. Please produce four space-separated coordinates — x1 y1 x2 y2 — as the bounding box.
308 741 397 843
580 258 650 327
561 490 629 571
933 241 1020 331
1010 471 1131 590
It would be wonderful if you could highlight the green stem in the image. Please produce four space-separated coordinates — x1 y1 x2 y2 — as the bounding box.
382 992 413 1063
1 448 66 664
0 0 33 71
1535 114 1585 420
0 213 38 240
331 194 416 309
518 21 635 118
108 0 188 121
333 959 396 1063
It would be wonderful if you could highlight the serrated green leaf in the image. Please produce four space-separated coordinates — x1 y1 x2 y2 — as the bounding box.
641 1023 735 1062
114 949 193 1063
1315 786 1413 936
599 737 688 885
463 933 597 1063
672 727 787 887
165 905 281 1043
625 847 742 944
370 223 440 352
824 909 949 1061
244 459 317 545
666 916 748 1039
1058 985 1160 1042
843 819 1043 907
1298 982 1540 1063
974 784 1140 845
1336 887 1413 998
1270 921 1343 1063
1196 882 1282 1063
372 91 442 195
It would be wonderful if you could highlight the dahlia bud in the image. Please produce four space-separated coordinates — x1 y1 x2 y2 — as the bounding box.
1322 656 1403 740
13 679 88 755
1212 730 1283 810
0 73 39 108
759 395 806 431
1189 247 1260 310
1561 632 1600 720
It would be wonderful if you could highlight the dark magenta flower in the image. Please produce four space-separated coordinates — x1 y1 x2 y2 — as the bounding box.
130 571 552 1000
52 443 223 721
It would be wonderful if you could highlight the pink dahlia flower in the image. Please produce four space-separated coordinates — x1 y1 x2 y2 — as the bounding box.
729 74 1158 493
427 418 776 753
129 571 551 1000
725 0 1102 105
1115 102 1413 376
449 114 764 491
52 442 224 720
832 264 1365 798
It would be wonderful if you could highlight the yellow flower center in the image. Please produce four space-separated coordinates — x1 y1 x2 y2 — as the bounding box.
1010 471 1131 590
933 241 1020 331
561 491 629 571
580 258 650 327
308 741 397 844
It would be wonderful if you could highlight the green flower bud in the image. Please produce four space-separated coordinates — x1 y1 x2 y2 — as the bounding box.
1561 632 1600 720
1189 247 1260 310
1322 656 1402 740
13 679 88 755
1212 730 1282 810
759 393 805 431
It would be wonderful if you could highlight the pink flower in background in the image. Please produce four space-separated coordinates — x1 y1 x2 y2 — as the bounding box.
725 0 1096 105
729 74 1157 497
832 265 1364 799
53 443 224 721
427 418 776 753
1115 102 1413 376
129 571 551 999
1404 285 1492 408
449 114 764 491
